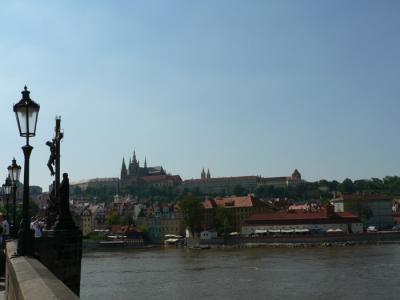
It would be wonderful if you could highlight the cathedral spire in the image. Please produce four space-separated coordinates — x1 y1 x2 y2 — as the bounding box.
206 168 211 180
133 149 137 163
120 158 128 180
201 168 206 180
144 156 147 169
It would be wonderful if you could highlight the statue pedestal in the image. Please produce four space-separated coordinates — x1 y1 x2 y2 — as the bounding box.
35 228 82 296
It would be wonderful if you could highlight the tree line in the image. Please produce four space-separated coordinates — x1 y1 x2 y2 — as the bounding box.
71 176 400 203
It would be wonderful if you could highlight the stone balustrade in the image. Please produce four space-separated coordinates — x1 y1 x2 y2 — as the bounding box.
5 240 79 300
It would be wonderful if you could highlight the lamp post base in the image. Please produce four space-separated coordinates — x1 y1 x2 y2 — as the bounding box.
18 144 33 256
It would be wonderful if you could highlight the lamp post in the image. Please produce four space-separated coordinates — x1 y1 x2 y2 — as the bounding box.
13 86 40 256
8 158 21 238
2 177 11 217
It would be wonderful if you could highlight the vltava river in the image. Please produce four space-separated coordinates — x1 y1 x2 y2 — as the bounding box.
81 244 400 300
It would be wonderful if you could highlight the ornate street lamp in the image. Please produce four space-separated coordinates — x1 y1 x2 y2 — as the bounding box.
8 158 22 183
13 86 40 255
8 158 21 238
2 176 12 217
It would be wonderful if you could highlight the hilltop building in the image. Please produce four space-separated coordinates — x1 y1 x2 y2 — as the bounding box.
120 150 182 187
121 150 166 179
257 169 302 188
182 169 302 194
70 178 119 192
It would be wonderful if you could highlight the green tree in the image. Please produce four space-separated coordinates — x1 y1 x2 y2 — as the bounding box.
222 217 231 243
29 200 40 216
383 176 400 194
179 196 204 235
214 207 233 235
71 186 82 196
137 224 151 242
120 213 134 225
338 178 355 193
329 180 340 191
105 211 121 225
233 184 247 196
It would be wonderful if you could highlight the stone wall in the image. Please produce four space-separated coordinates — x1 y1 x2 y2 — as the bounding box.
34 229 82 296
199 232 400 246
5 240 79 300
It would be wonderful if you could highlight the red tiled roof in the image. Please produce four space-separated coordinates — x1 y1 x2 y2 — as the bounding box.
203 199 217 209
111 225 143 234
111 225 126 234
245 210 360 225
203 195 263 209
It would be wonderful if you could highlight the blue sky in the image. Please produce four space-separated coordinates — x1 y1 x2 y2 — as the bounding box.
0 1 400 190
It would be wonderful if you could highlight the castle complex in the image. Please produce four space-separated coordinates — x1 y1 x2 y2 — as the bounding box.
182 169 302 194
120 150 182 187
118 149 301 192
121 150 166 180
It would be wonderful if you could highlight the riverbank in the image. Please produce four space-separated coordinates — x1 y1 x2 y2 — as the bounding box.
82 240 160 250
197 231 400 248
83 231 400 250
201 240 400 249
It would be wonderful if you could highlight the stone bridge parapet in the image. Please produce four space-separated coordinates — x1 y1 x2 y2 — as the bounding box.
5 240 79 300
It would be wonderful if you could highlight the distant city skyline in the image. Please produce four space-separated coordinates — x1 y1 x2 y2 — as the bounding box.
1 1 400 190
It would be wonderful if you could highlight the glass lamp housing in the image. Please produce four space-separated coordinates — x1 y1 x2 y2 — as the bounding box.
8 158 21 182
13 86 40 137
3 177 12 195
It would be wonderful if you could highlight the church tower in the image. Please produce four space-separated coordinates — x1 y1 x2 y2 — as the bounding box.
144 157 148 175
201 168 206 180
120 158 128 181
292 169 301 181
206 169 211 180
130 149 140 176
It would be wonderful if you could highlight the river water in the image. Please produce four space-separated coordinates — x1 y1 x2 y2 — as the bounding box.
81 244 400 300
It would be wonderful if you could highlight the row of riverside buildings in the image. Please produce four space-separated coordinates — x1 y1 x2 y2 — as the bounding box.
68 192 396 242
65 150 398 240
242 193 394 236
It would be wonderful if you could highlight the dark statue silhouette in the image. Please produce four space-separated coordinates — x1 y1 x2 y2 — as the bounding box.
44 117 75 230
45 181 58 229
46 139 56 176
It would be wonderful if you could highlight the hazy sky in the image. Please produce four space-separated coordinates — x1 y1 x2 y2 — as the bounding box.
0 1 400 190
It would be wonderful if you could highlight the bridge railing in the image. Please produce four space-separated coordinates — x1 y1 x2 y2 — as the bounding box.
5 240 79 300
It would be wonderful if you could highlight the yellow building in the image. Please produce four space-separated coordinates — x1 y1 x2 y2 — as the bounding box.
159 216 184 240
80 208 93 236
202 195 272 232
